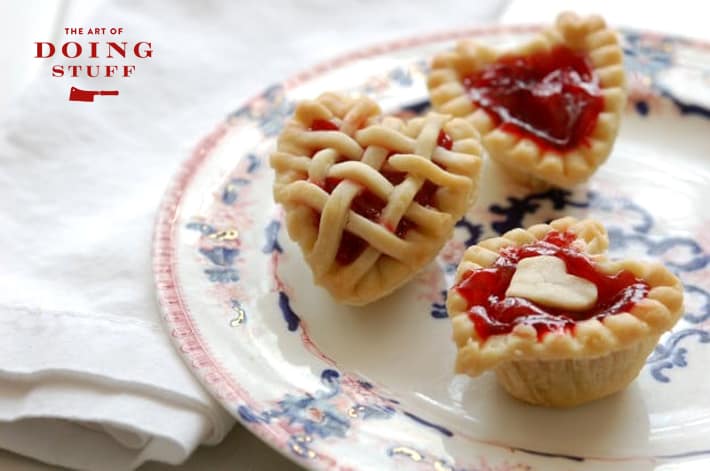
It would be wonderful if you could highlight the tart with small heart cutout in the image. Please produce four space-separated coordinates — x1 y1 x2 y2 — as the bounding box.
428 12 626 188
446 217 684 407
271 93 483 305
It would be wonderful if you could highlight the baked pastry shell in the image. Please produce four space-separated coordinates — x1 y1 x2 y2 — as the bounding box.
271 93 484 305
428 12 627 188
447 217 684 377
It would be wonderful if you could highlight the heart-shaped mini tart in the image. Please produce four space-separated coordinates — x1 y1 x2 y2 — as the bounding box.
271 93 483 305
446 217 684 407
428 12 626 188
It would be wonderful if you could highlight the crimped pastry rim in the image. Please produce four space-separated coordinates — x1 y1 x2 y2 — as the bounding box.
446 217 684 376
427 12 627 187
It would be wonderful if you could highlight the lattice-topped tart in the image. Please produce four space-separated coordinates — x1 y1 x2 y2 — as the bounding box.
428 12 626 188
447 217 684 407
271 93 483 305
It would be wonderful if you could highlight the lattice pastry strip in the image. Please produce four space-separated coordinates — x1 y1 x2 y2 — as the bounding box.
428 12 626 188
272 93 483 305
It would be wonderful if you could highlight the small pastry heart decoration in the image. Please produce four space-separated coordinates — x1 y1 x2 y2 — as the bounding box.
447 217 684 407
506 255 598 311
428 12 626 188
271 93 483 305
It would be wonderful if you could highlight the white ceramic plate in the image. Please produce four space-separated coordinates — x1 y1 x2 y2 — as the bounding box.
153 26 710 471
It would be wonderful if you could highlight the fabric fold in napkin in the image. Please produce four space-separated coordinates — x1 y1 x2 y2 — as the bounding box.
0 0 510 469
0 306 232 470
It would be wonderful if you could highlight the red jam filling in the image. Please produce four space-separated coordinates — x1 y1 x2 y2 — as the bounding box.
311 127 453 265
463 46 604 152
437 130 453 150
455 231 649 341
309 119 340 131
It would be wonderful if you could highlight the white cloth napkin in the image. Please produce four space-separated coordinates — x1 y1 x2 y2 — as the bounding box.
0 0 509 469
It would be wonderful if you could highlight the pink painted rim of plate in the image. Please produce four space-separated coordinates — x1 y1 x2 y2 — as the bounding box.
151 24 710 470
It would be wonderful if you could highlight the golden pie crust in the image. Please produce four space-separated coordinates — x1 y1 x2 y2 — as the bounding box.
271 93 483 305
446 217 684 407
428 12 626 188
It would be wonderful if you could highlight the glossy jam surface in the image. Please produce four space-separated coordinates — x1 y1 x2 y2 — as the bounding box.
463 46 604 152
437 129 453 150
310 129 454 265
455 231 649 341
309 119 339 131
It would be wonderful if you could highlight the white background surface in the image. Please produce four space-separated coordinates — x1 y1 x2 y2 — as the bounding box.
0 0 707 470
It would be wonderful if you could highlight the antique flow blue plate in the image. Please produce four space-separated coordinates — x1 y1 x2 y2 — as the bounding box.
153 26 710 471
